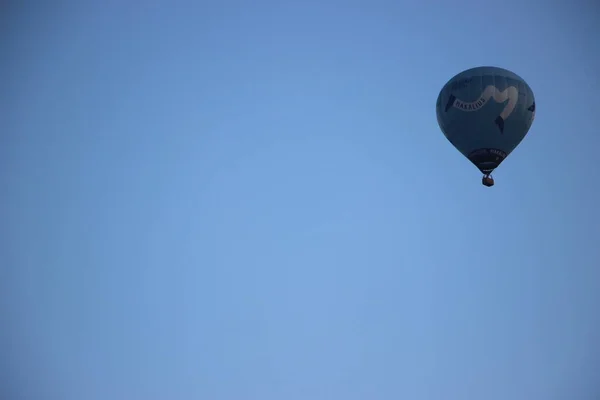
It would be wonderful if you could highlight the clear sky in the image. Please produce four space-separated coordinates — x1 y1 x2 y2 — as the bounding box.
2 1 599 399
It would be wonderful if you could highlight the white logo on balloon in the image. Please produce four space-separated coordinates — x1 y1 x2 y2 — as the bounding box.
450 85 518 121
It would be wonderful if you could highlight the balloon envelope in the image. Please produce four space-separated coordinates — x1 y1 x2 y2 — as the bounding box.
436 66 536 174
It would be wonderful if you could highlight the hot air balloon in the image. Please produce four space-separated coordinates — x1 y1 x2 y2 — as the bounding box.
436 66 536 187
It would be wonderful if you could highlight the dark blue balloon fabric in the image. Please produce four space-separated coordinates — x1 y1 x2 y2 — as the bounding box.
436 66 536 174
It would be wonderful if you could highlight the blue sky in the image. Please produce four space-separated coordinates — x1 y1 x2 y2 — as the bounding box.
2 1 599 399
